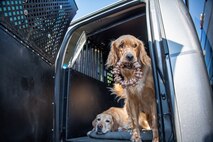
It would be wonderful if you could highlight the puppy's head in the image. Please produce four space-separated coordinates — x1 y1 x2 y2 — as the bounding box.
106 35 149 69
92 113 119 134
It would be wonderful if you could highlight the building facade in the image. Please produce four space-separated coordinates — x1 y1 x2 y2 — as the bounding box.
184 0 213 90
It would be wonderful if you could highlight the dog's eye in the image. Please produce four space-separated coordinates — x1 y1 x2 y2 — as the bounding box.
119 42 124 48
105 120 110 123
133 43 137 48
97 118 101 121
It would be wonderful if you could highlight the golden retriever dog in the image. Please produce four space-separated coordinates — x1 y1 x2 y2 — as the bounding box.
106 35 158 142
92 107 127 134
91 107 150 135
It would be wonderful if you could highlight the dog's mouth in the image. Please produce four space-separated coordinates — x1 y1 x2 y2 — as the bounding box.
96 131 104 135
122 62 134 69
96 130 108 135
96 126 105 135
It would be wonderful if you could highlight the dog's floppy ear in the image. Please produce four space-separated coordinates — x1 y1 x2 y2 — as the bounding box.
106 41 118 68
92 118 97 128
111 116 119 131
138 40 150 65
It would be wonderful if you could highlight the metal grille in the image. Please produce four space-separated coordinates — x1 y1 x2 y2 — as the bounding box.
0 0 77 64
72 40 105 82
71 40 114 86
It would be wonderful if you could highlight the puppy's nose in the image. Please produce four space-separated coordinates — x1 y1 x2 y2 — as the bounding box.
126 53 133 61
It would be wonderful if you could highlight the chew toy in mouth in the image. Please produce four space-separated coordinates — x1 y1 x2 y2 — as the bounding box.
112 61 143 88
122 62 134 69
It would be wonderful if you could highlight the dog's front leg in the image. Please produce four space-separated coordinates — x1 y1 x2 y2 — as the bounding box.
126 96 141 142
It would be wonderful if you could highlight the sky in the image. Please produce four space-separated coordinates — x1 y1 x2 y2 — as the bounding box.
73 0 119 21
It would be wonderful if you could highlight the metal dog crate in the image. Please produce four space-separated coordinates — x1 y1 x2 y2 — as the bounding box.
54 0 213 142
52 0 174 141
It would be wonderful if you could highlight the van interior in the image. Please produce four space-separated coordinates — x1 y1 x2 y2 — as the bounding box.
62 2 155 142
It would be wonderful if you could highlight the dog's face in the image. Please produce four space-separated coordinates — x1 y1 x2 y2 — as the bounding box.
92 113 118 134
106 35 149 70
113 35 139 67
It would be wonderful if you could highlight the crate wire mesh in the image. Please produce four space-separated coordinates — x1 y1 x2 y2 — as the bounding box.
72 40 105 82
70 38 114 85
0 0 77 64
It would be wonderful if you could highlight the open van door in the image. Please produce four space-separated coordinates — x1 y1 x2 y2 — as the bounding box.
0 0 77 142
147 0 213 141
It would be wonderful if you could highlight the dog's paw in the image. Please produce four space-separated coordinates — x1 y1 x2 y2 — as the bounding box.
118 127 127 132
87 131 91 136
130 129 142 142
152 137 159 142
87 129 95 136
131 137 142 142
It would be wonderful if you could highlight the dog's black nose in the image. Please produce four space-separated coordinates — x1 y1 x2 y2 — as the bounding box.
126 53 133 61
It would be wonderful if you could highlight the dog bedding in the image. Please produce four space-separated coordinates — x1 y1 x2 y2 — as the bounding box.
87 130 153 141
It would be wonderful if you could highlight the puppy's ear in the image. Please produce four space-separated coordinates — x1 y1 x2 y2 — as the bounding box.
92 118 97 128
111 117 119 131
106 41 118 68
138 40 150 66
